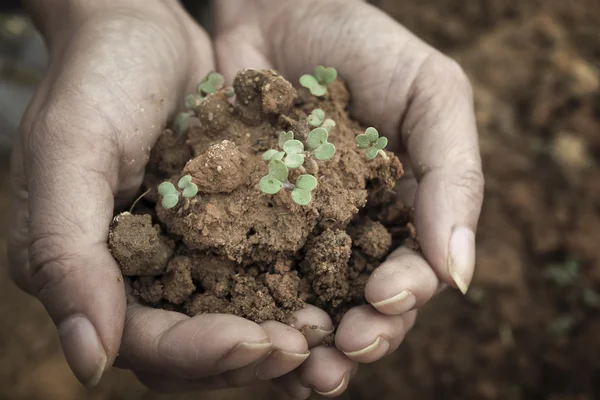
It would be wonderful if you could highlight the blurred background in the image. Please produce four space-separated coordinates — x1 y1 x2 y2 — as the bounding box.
1 0 599 399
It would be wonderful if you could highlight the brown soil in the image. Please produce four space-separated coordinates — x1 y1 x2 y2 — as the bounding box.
2 1 600 399
108 69 412 327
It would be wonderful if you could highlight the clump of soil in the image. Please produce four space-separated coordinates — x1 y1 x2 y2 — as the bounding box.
108 69 415 326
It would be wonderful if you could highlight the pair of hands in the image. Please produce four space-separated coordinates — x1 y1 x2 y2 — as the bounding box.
8 0 484 398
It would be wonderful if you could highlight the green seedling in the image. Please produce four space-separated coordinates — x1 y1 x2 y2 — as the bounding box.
321 118 336 132
158 175 198 209
291 174 318 206
158 182 180 209
198 72 225 95
225 87 235 98
583 289 600 309
178 174 199 198
355 127 389 160
174 112 193 135
300 66 337 96
307 109 325 127
259 129 333 205
307 127 336 160
544 259 580 287
259 160 289 194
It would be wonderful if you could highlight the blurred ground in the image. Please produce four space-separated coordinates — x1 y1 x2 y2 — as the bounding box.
1 0 600 399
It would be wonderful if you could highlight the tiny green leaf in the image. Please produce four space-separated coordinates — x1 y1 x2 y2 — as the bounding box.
262 149 285 161
158 182 177 196
199 80 216 94
300 75 319 89
173 112 192 135
322 67 338 84
268 159 289 182
322 119 336 132
208 72 225 88
375 136 388 150
308 85 326 97
295 174 317 191
162 193 179 209
178 175 192 189
225 87 235 98
307 127 329 150
283 139 305 155
284 154 305 169
365 147 379 160
259 175 283 194
312 109 325 120
307 114 323 127
313 143 336 160
314 66 326 83
365 127 379 142
185 94 200 109
278 131 294 149
291 188 312 206
182 183 198 198
355 134 371 149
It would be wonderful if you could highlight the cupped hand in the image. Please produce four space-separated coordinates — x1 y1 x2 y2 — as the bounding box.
8 0 316 390
213 0 484 397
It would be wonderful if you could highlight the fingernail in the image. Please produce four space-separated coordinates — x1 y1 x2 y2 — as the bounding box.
371 290 416 314
255 349 310 380
342 336 390 363
315 372 350 397
448 227 476 294
58 315 107 387
218 340 272 371
301 326 334 348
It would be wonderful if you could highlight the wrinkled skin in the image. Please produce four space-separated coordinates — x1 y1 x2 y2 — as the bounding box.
8 0 483 398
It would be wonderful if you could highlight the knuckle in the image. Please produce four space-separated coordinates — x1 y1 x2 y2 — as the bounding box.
452 164 485 209
28 234 79 296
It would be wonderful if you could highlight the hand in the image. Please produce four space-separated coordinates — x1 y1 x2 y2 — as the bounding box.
8 0 317 390
213 0 484 397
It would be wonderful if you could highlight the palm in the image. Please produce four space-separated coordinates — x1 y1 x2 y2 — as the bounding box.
213 0 483 397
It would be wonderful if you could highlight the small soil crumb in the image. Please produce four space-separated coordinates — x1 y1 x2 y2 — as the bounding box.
108 213 172 276
349 218 393 259
109 69 414 331
161 256 196 304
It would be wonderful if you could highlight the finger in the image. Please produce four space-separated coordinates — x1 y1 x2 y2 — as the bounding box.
298 346 356 397
254 321 309 380
365 247 439 315
246 0 484 292
272 371 312 400
403 54 484 294
289 304 334 348
212 6 274 82
118 304 271 379
335 305 407 363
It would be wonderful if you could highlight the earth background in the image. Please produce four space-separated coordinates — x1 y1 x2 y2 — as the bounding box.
1 0 599 399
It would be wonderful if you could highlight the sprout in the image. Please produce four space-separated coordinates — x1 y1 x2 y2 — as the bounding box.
291 174 318 206
173 112 193 135
259 160 289 194
198 72 226 95
225 87 235 98
178 174 198 198
278 131 294 148
158 181 180 209
307 127 336 160
307 109 325 127
262 149 285 161
283 139 305 168
355 127 389 160
321 118 336 132
299 66 338 96
185 94 202 110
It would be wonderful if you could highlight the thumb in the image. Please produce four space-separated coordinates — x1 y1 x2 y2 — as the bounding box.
403 54 484 294
24 106 126 387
